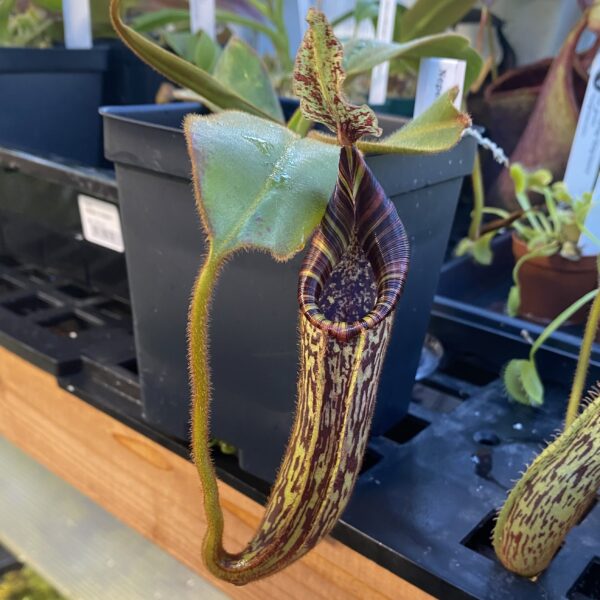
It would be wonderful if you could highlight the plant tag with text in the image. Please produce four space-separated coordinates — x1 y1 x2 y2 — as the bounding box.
78 195 125 253
565 52 600 255
413 57 466 117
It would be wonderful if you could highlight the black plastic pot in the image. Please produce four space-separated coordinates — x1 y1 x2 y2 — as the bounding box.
0 42 162 166
102 102 476 481
431 234 600 384
0 46 108 165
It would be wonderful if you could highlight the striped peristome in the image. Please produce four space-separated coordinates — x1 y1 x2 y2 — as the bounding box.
299 145 409 341
201 146 409 584
493 390 600 577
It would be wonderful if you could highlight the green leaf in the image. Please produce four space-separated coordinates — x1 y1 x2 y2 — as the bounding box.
507 285 520 317
110 0 279 120
163 30 220 72
521 360 544 406
356 89 470 155
184 111 339 261
0 0 15 44
193 30 220 71
528 167 553 189
454 231 496 265
213 37 283 122
397 0 477 41
30 0 62 11
503 359 544 407
293 8 381 144
354 0 379 24
471 231 496 265
454 237 473 258
131 8 190 33
344 33 482 90
163 31 196 61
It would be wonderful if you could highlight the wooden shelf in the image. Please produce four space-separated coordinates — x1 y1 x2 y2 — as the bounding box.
0 346 432 600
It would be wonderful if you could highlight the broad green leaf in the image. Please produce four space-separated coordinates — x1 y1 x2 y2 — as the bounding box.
357 89 470 154
110 0 278 120
344 34 482 90
293 8 381 144
213 37 284 122
398 0 476 41
184 111 339 260
503 359 544 407
132 8 190 33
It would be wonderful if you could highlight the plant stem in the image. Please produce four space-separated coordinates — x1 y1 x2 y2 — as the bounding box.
512 242 557 291
468 152 484 240
188 249 227 573
565 285 600 428
529 289 597 360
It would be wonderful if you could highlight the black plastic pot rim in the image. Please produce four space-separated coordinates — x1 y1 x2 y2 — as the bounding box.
0 45 108 73
100 102 201 134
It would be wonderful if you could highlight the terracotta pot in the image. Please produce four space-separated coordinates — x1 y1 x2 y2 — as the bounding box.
512 234 598 325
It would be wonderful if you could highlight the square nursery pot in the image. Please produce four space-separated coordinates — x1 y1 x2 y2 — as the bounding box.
0 42 162 167
102 102 476 482
431 233 600 385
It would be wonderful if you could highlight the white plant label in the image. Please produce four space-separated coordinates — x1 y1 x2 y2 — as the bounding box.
413 57 466 117
368 0 397 106
78 195 125 253
190 0 215 39
62 0 92 50
563 52 600 255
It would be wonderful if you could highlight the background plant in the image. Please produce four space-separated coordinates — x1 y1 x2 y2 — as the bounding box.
123 0 482 102
456 163 599 407
0 0 149 46
0 0 59 47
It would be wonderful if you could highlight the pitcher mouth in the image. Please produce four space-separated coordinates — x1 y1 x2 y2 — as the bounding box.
298 146 410 342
